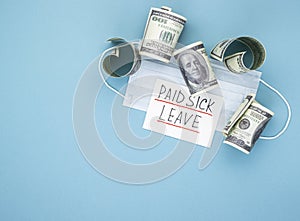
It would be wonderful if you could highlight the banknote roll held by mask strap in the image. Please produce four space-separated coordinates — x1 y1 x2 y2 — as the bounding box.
223 94 274 154
140 6 186 63
210 36 266 74
101 37 141 78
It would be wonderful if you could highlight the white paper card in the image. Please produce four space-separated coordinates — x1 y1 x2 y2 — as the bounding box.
143 79 224 148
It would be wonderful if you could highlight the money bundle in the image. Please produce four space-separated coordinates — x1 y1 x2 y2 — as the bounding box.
102 38 141 77
223 94 256 136
224 96 274 154
211 36 266 74
140 6 186 63
173 41 218 95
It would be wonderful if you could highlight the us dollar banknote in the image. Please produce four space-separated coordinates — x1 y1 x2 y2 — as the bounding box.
224 100 274 154
140 6 186 63
102 38 141 77
223 94 256 137
173 41 218 95
211 36 266 74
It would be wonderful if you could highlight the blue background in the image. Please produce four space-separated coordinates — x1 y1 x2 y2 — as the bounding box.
1 0 299 220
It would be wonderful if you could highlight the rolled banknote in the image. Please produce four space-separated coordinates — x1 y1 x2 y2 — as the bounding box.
140 6 186 63
173 41 219 95
102 38 141 77
224 100 274 154
223 93 256 137
210 36 266 74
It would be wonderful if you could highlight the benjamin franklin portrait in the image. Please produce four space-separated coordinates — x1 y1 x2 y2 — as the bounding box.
177 50 209 94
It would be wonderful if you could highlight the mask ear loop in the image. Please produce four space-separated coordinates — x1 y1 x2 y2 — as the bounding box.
259 79 292 140
98 47 126 99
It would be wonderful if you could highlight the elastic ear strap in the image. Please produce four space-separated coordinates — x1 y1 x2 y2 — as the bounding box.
259 79 292 140
98 49 125 98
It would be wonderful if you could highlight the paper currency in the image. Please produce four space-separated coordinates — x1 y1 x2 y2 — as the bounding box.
102 38 141 77
211 36 266 74
223 93 256 136
224 100 274 154
140 6 186 63
173 41 218 95
210 39 235 61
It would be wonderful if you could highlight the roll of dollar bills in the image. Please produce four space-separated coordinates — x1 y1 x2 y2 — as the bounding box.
102 38 141 77
224 99 274 154
173 41 218 95
223 94 256 137
140 6 186 63
211 36 266 74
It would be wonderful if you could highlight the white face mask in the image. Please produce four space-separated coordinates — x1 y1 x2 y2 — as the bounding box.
97 40 292 173
99 41 291 144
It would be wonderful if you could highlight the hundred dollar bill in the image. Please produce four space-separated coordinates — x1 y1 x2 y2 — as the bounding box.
102 38 141 77
210 39 235 61
211 36 266 74
173 41 219 95
224 100 274 154
140 6 186 63
223 93 256 137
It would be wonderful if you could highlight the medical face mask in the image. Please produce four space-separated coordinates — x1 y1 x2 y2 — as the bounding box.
98 40 291 146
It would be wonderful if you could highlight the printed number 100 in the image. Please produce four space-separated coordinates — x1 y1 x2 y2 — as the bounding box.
159 31 175 45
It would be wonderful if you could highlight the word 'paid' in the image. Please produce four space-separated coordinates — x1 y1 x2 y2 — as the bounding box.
158 84 215 113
